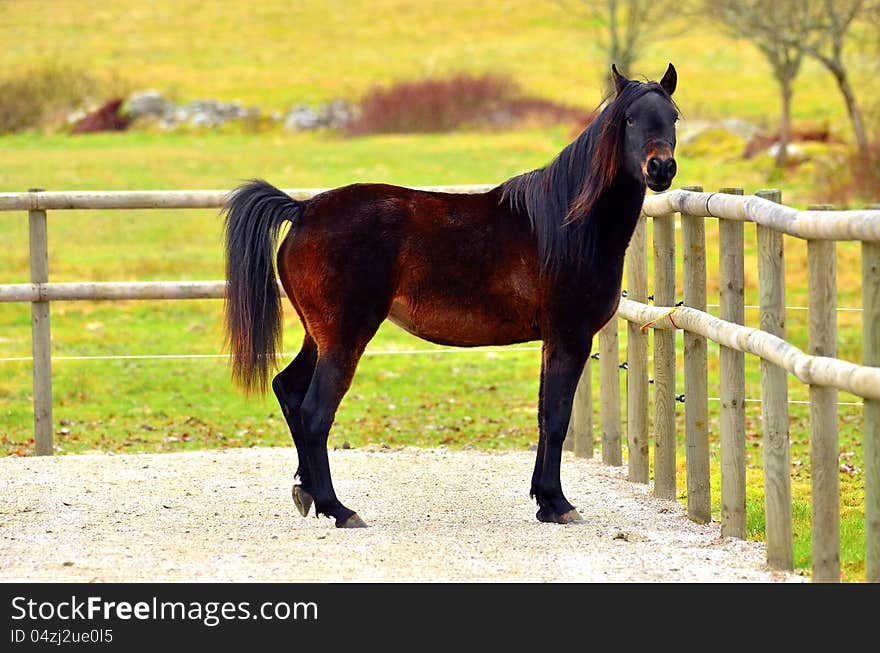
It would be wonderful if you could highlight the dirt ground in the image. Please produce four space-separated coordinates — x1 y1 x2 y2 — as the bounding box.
0 446 803 582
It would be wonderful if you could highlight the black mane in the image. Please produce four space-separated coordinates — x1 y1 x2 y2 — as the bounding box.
500 80 672 277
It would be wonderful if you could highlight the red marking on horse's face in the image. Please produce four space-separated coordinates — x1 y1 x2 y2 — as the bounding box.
642 141 677 192
641 142 674 176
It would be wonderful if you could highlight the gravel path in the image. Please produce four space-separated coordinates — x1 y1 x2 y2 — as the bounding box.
0 447 802 582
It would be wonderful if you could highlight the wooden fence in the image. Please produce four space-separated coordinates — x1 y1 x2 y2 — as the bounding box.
625 188 880 584
0 185 878 583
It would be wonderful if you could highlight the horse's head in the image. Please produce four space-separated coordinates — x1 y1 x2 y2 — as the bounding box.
612 63 678 192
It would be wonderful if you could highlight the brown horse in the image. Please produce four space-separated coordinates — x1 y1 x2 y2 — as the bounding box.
222 64 678 527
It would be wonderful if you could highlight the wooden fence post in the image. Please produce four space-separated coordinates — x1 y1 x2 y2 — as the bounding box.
864 239 880 582
566 360 593 457
808 204 840 582
719 187 746 539
28 189 53 456
627 214 649 483
756 189 793 570
599 321 622 466
653 212 676 499
681 185 710 523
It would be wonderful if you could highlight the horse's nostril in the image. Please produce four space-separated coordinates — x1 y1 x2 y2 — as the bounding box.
647 157 661 176
666 159 677 178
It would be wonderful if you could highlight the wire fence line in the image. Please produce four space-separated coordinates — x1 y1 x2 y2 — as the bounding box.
709 304 863 312
0 350 865 407
0 346 543 363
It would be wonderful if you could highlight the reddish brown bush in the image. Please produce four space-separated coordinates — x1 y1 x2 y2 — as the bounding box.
71 98 130 134
743 123 840 159
567 110 600 139
346 73 582 135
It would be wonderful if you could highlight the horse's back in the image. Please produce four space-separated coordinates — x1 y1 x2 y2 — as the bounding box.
300 182 506 227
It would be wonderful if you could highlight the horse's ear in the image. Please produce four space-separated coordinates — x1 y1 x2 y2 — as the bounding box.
659 63 677 96
610 64 628 95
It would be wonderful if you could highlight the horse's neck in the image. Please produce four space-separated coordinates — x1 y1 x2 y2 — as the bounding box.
544 177 644 310
545 178 645 325
589 177 646 266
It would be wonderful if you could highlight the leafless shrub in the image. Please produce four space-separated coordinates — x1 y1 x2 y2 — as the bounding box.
346 74 582 135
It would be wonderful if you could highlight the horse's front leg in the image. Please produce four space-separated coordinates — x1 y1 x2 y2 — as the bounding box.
533 337 590 524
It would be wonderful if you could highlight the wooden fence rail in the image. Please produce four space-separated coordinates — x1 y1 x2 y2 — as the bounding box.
1 185 879 582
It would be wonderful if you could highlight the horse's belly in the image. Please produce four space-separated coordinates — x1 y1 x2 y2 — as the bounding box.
387 295 538 347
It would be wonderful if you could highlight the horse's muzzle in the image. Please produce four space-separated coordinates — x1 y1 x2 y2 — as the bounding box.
645 156 677 192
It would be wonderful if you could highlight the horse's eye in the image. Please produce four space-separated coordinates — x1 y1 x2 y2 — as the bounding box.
626 116 635 127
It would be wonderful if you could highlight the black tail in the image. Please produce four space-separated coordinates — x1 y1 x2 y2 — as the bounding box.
222 179 304 394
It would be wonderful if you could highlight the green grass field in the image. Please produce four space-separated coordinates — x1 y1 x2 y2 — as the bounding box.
1 0 877 581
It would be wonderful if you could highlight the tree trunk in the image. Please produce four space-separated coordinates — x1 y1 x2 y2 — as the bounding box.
603 0 639 96
776 79 792 168
832 65 870 165
606 49 636 95
804 47 871 166
605 0 620 96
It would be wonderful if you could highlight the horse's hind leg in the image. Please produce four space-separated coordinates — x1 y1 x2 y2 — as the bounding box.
271 334 318 516
299 345 370 528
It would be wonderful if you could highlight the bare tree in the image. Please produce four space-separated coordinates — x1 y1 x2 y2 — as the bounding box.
867 2 880 135
558 1 680 95
795 1 873 163
704 0 810 167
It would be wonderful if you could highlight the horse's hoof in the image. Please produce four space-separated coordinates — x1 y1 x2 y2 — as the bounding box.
536 507 584 524
554 509 584 524
336 513 368 528
292 485 313 518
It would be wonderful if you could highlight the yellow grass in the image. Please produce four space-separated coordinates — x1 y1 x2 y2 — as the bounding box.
1 0 875 132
